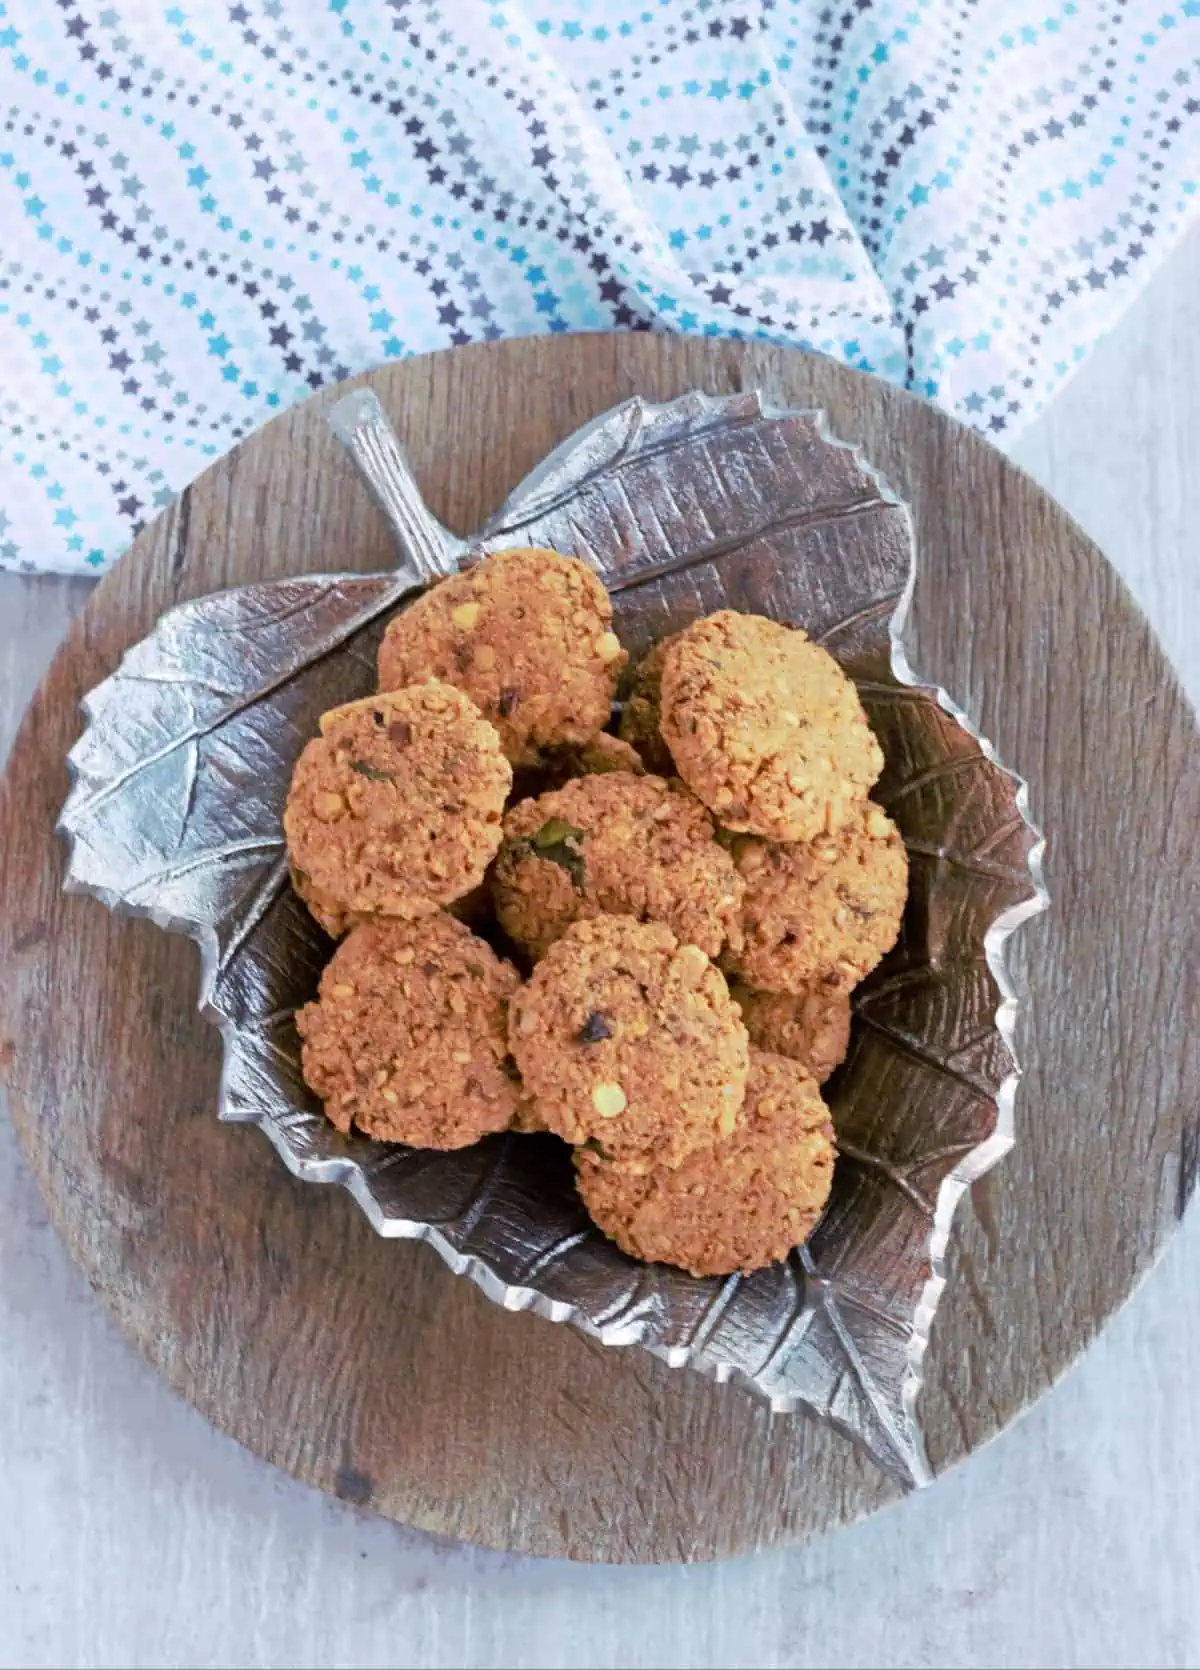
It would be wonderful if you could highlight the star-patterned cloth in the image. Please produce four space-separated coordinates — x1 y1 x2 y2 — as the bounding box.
1 0 1197 574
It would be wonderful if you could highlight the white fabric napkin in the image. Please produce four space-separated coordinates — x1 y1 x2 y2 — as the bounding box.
0 0 1196 574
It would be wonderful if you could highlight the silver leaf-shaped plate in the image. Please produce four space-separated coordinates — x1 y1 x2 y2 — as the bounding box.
59 388 1046 1487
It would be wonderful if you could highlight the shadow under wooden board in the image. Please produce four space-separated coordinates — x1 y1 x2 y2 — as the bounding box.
1 335 1197 1565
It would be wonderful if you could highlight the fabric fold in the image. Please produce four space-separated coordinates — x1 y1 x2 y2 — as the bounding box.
0 0 1195 574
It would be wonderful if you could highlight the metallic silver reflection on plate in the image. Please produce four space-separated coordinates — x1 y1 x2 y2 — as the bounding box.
59 385 1046 1486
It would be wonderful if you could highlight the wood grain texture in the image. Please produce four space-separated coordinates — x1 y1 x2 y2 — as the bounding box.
0 335 1196 1566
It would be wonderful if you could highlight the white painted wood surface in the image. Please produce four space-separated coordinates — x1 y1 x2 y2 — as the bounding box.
1 224 1198 1670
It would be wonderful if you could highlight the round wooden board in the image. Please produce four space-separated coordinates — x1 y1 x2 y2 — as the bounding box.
1 337 1197 1565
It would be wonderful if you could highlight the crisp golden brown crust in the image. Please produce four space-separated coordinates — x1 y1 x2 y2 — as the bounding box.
492 771 744 961
575 1048 836 1276
508 1097 549 1135
508 915 749 1166
288 595 905 1273
292 867 489 940
290 863 363 940
617 634 680 775
730 982 852 1084
296 914 522 1146
377 548 627 767
508 730 645 804
723 802 908 994
283 683 510 922
658 611 883 841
